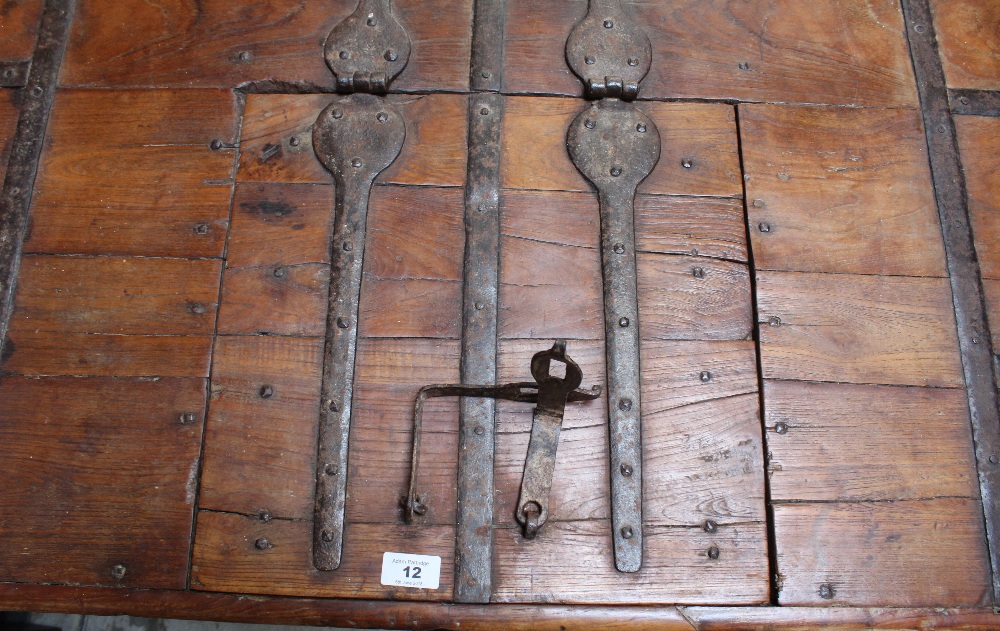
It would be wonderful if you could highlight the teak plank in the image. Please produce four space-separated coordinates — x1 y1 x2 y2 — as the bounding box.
24 89 239 258
764 380 979 502
62 0 471 92
226 183 334 268
504 0 918 107
191 511 454 600
756 271 964 388
11 256 222 336
0 331 212 378
955 116 1000 280
741 104 946 277
199 336 323 519
774 499 990 607
219 264 329 337
501 98 741 197
237 94 467 187
931 0 1000 91
0 0 43 60
0 376 206 589
492 520 769 604
501 190 748 263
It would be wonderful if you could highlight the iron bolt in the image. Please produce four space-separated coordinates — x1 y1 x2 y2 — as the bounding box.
193 223 210 234
628 57 639 66
337 317 350 329
914 24 925 33
959 96 970 105
636 123 646 133
475 302 485 310
352 158 363 168
473 425 485 436
708 546 720 560
31 86 42 97
613 243 625 254
412 501 428 516
273 266 286 278
332 109 344 119
682 158 694 169
376 112 388 122
738 61 749 70
819 583 835 599
620 463 633 477
973 337 980 344
619 317 630 327
289 136 300 146
759 222 771 233
478 204 489 213
610 166 623 177
620 525 634 539
937 124 947 134
259 510 272 522
700 371 712 383
328 400 339 412
775 422 788 434
604 19 614 28
238 51 251 62
584 119 596 129
480 107 490 116
339 50 350 60
768 316 781 327
481 70 491 79
704 520 718 533
367 17 377 26
321 530 334 542
259 385 274 399
325 463 338 475
619 398 633 411
343 242 353 251
585 56 595 65
179 412 196 424
693 267 705 278
209 139 224 151
111 564 127 580
384 50 398 61
255 538 271 550
190 304 206 315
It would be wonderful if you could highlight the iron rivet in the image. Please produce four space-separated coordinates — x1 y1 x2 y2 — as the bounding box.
620 525 634 539
273 266 286 278
325 463 338 475
480 107 490 116
738 61 749 70
628 57 639 66
474 425 485 436
321 530 334 542
31 86 42 97
973 337 980 344
604 19 613 28
775 422 788 434
585 119 596 129
376 112 388 122
819 583 835 599
700 371 712 383
704 520 718 533
111 565 127 580
339 50 350 60
209 139 224 151
682 158 694 169
636 123 646 133
237 51 251 62
412 501 427 516
328 401 339 412
960 96 970 106
753 199 765 208
610 166 623 177
384 50 398 61
337 317 350 329
343 242 353 251
619 317 630 327
193 223 210 235
332 109 344 119
367 17 377 26
255 538 271 550
259 385 274 399
620 463 633 477
289 136 300 146
619 398 633 411
352 158 363 168
708 546 720 560
585 56 595 65
190 304 206 315
613 243 625 254
914 24 925 33
768 316 781 327
475 302 485 310
777 172 790 181
991 455 998 465
259 510 272 522
179 412 196 424
937 124 947 134
478 204 489 213
693 267 705 278
759 222 771 233
2 68 13 78
481 70 491 79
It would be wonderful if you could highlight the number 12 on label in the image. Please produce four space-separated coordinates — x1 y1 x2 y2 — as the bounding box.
380 552 441 589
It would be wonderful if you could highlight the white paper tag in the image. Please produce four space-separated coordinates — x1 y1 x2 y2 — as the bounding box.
380 552 441 589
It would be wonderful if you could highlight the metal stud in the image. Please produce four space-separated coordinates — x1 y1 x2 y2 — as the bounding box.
289 136 301 146
738 61 749 70
255 538 272 550
111 564 127 580
325 463 338 475
321 530 335 542
704 520 718 533
193 223 210 235
775 422 788 434
693 267 705 278
332 109 344 119
337 317 350 329
768 316 781 327
819 583 835 599
259 385 274 399
759 222 771 233
352 158 363 168
604 19 614 28
700 370 712 383
384 50 398 61
610 166 623 177
708 546 720 560
585 119 596 129
619 398 633 411
480 107 490 116
376 112 388 122
179 412 196 424
636 123 646 133
339 50 350 60
613 243 625 254
682 158 694 169
473 425 485 436
627 57 639 66
189 304 206 315
585 56 595 65
618 317 630 327
209 139 224 151
620 463 633 477
273 266 286 278
620 525 634 539
237 51 251 62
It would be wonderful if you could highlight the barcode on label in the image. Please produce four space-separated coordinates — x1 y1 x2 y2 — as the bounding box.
380 552 441 589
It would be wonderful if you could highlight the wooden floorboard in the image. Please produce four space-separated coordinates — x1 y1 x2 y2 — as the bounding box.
930 0 1000 91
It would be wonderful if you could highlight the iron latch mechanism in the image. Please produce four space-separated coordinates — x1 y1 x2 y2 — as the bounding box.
405 341 601 540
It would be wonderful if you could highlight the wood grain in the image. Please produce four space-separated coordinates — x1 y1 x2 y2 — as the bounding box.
0 0 43 60
492 520 769 604
0 331 212 377
24 89 239 258
0 376 206 589
955 115 1000 280
218 263 329 337
191 511 454 600
237 94 467 187
774 499 990 606
11 255 222 336
764 380 978 501
640 339 758 417
930 0 1000 91
756 271 964 387
501 98 741 197
741 104 946 277
62 0 472 92
504 0 918 107
986 279 1000 351
198 335 323 519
